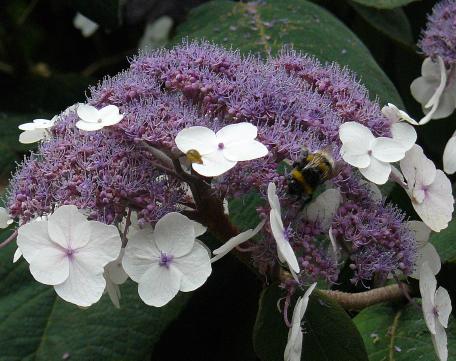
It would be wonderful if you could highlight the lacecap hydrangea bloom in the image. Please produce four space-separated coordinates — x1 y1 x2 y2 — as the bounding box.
6 41 419 291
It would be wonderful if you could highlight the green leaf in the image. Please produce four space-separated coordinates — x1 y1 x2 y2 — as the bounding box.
349 2 414 46
229 192 263 231
173 0 403 107
430 218 456 263
354 303 456 361
67 0 121 29
0 239 189 361
253 284 368 361
349 0 420 9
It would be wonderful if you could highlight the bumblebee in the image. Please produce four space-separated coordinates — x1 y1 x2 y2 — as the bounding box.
287 147 334 204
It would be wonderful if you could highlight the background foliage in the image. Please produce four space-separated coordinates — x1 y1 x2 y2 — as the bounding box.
1 0 455 360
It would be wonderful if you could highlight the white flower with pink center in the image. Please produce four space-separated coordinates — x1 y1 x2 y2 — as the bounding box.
17 205 122 307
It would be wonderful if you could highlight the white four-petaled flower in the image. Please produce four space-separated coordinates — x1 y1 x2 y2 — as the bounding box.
267 182 300 275
76 104 124 131
284 282 317 361
408 221 440 279
339 121 415 184
419 262 452 361
18 117 56 144
411 56 456 125
17 205 122 307
122 212 211 307
400 145 454 232
175 122 268 177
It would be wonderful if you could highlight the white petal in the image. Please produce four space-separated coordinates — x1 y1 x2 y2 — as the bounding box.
359 157 391 185
191 221 207 238
427 88 456 120
328 227 340 262
371 137 405 162
18 122 37 131
382 104 419 125
33 118 54 129
419 57 447 125
431 322 448 361
77 104 99 123
175 241 212 292
17 220 55 262
29 246 69 285
137 263 182 307
75 120 104 131
341 144 371 168
123 229 160 282
192 150 237 177
414 170 453 232
19 129 46 144
270 210 299 273
54 260 106 307
443 136 456 175
301 282 317 317
73 13 99 37
175 126 218 154
153 212 196 257
303 189 341 230
419 262 437 334
105 248 128 285
216 122 258 144
435 287 452 329
408 221 432 247
13 248 22 263
410 243 441 279
390 122 417 151
105 277 121 308
400 145 436 188
339 122 375 147
411 76 436 106
212 220 265 262
0 208 11 228
47 205 89 249
99 105 124 126
223 139 268 162
267 182 281 213
285 296 304 361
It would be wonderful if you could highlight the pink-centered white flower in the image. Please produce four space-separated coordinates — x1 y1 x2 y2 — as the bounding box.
104 248 129 308
18 117 56 144
443 130 456 175
419 262 452 361
284 282 317 361
408 221 440 279
211 219 265 263
411 56 456 125
76 104 124 131
267 182 300 274
339 121 414 184
400 145 454 232
17 205 122 307
122 212 211 307
175 123 268 177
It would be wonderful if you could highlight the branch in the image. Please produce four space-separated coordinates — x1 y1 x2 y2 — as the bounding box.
321 283 415 311
0 230 18 249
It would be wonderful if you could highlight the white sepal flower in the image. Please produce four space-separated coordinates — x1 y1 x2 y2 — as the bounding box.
122 212 211 307
411 57 456 125
175 123 268 177
211 219 265 263
18 117 56 144
104 248 129 308
408 221 440 279
382 103 419 126
400 145 454 232
0 207 13 228
13 248 22 263
76 104 124 131
284 282 317 361
267 182 300 274
419 262 452 361
339 122 406 184
73 13 99 37
17 205 122 307
443 131 456 175
303 189 341 231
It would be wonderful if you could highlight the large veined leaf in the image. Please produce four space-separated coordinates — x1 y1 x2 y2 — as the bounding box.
354 303 456 361
253 284 368 361
349 2 414 46
431 218 456 263
173 0 403 107
350 0 420 9
0 237 189 361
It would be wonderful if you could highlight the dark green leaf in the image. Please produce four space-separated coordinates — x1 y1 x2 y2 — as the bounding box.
354 303 456 361
431 218 456 263
349 2 414 46
349 0 420 9
0 238 189 361
253 284 368 361
173 0 403 107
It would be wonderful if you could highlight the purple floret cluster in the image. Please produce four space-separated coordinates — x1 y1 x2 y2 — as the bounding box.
7 41 415 286
419 0 456 65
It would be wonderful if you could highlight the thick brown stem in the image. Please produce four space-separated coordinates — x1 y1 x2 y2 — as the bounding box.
321 283 415 310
